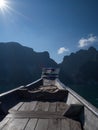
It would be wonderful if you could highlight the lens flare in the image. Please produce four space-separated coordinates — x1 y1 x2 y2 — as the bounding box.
0 0 6 9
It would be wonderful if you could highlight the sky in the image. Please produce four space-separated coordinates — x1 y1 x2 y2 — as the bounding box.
0 0 98 63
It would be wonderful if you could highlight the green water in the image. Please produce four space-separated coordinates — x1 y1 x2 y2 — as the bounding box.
0 85 18 94
69 84 98 108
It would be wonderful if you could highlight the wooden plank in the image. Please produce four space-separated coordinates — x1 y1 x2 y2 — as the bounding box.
0 118 10 129
25 119 38 130
34 102 49 112
35 119 48 130
56 102 69 113
47 119 60 130
19 101 37 111
48 102 56 112
61 119 70 130
9 102 23 112
70 119 82 130
7 111 66 119
2 118 28 130
31 101 37 111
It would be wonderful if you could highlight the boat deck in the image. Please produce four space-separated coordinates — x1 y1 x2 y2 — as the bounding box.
0 85 82 130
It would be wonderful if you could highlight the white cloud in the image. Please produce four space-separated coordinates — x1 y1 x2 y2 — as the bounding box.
78 34 98 48
58 47 69 54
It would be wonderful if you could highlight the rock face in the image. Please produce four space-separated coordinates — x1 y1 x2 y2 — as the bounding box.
0 42 98 87
0 42 57 86
59 47 98 84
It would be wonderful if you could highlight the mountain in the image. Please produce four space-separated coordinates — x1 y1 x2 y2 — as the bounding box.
59 47 98 85
0 42 98 89
0 42 57 87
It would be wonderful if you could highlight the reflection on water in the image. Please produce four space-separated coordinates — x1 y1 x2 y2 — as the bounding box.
69 84 98 108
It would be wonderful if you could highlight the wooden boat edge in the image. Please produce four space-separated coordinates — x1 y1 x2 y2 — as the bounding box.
0 77 98 130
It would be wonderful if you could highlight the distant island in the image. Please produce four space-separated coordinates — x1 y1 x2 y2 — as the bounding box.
0 42 98 89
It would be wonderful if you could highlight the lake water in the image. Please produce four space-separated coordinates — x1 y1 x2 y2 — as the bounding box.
0 85 18 94
69 84 98 108
0 84 98 108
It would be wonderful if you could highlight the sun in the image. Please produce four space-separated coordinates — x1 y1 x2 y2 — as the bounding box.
0 0 7 9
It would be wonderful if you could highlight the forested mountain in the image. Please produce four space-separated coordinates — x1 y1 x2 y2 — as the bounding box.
0 42 57 86
0 42 98 87
59 47 98 84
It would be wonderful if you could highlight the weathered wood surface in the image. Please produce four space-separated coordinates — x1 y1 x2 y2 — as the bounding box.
9 102 23 112
47 119 60 130
9 101 69 113
61 119 70 130
0 118 82 130
6 112 66 119
34 102 49 112
0 101 82 130
18 101 37 111
0 84 82 130
35 119 48 130
56 102 69 113
1 118 28 130
48 102 56 112
25 119 38 130
0 118 10 129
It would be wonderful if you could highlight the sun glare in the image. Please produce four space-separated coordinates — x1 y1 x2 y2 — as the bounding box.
0 0 6 9
0 0 30 22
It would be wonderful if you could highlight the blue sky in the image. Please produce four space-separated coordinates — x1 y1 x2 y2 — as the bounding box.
0 0 98 63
